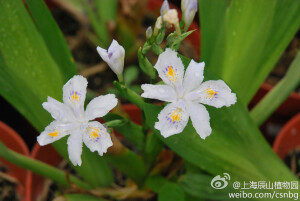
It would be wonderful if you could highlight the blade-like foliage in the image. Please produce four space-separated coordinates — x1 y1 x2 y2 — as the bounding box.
199 0 300 105
251 51 300 126
0 0 63 132
158 182 185 201
26 0 77 82
179 173 231 200
0 0 113 187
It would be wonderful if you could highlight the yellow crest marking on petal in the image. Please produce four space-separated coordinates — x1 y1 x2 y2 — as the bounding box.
88 127 100 139
170 108 182 122
205 87 218 98
48 130 59 137
70 91 80 102
165 65 178 82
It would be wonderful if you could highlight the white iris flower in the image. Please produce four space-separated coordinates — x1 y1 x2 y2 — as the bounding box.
141 49 236 139
37 75 117 166
97 40 125 78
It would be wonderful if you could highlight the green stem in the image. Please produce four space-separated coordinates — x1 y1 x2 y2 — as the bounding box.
114 81 145 110
250 51 300 126
0 142 92 189
105 119 127 128
117 74 124 83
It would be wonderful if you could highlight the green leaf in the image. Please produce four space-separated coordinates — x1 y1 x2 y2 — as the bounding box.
105 148 146 186
250 51 300 126
166 30 195 51
95 0 117 22
82 0 109 47
0 0 113 188
158 182 185 201
179 173 231 200
0 142 91 190
145 175 168 193
124 65 139 86
144 132 164 170
0 0 63 132
26 0 77 82
199 0 229 73
64 194 108 201
199 0 300 105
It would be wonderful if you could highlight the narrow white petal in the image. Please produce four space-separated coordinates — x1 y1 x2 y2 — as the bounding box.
37 121 74 146
186 80 237 108
108 39 121 53
154 48 184 88
63 75 87 118
83 121 113 156
67 130 83 166
186 101 211 139
85 94 118 121
141 84 177 102
42 96 75 122
155 101 189 138
96 46 109 63
183 60 204 94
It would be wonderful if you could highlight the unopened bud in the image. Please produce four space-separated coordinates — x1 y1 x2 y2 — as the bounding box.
153 16 163 36
181 0 198 30
160 0 170 16
146 26 153 39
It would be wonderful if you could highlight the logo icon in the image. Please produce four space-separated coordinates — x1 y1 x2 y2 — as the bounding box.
211 173 230 189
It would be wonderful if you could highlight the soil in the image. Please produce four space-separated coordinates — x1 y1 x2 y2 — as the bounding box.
284 146 300 178
52 8 80 36
0 163 20 201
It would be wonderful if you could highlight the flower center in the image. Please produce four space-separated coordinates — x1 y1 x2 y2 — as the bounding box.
164 65 178 82
205 88 218 98
70 91 80 102
169 108 182 122
48 130 59 137
87 126 100 139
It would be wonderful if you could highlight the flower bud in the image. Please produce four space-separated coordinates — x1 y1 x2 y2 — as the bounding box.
163 9 179 26
163 9 181 35
97 40 125 80
160 0 170 16
154 16 163 36
146 26 153 39
181 0 198 30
